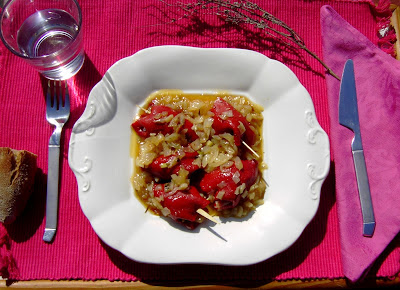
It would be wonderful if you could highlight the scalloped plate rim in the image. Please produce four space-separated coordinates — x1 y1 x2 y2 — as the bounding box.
68 45 330 265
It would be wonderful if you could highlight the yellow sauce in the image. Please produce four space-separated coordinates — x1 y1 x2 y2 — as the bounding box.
130 90 266 220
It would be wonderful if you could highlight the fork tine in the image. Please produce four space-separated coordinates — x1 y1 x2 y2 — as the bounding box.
56 81 63 109
63 81 70 108
46 80 53 108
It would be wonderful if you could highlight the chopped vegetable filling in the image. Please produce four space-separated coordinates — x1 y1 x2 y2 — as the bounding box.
131 93 265 229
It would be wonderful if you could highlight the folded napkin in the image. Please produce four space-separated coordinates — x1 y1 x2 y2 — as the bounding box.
321 4 400 282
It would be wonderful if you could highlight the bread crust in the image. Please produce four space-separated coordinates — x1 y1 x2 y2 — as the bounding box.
0 147 37 224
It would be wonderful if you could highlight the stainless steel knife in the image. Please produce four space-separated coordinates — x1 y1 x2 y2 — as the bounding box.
339 59 375 237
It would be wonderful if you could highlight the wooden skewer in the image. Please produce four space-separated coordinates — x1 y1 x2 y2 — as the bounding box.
261 176 269 188
196 208 220 224
136 104 151 114
241 140 260 159
144 205 219 224
242 140 269 187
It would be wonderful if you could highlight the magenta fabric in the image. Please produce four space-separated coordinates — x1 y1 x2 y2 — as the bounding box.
321 4 400 282
0 0 398 283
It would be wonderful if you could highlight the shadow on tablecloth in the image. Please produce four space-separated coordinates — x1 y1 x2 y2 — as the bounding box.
100 163 337 284
143 3 325 79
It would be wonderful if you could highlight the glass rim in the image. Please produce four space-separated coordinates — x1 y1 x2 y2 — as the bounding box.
0 0 83 60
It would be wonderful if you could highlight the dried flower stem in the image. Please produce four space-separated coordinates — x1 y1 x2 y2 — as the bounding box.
160 0 340 80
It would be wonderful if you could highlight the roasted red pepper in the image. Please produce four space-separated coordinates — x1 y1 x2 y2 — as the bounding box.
211 98 256 146
181 119 198 142
213 183 241 210
240 159 259 188
148 154 178 179
199 159 258 210
131 105 178 138
148 152 200 180
171 157 200 176
153 184 210 229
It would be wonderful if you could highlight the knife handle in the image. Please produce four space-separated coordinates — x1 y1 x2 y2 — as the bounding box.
352 149 375 237
43 145 60 242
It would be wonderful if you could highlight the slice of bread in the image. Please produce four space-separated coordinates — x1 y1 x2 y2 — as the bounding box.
0 147 37 224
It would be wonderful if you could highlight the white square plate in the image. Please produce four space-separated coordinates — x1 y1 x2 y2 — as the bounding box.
68 46 330 265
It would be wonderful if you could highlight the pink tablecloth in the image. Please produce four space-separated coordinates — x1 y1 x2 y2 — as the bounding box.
0 0 398 283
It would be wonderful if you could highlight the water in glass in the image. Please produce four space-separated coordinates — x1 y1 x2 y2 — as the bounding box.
16 8 84 80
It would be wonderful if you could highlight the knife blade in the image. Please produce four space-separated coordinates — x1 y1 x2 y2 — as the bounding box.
339 59 375 237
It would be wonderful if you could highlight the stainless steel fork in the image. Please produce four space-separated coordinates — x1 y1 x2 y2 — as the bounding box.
43 80 70 243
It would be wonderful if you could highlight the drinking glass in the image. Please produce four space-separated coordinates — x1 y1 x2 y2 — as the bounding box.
0 0 84 80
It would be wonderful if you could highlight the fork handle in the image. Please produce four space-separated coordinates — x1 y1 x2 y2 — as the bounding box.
43 145 60 242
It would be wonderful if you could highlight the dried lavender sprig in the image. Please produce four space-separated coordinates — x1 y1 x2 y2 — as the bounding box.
160 0 340 80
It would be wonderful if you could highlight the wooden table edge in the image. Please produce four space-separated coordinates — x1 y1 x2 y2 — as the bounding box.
1 277 399 289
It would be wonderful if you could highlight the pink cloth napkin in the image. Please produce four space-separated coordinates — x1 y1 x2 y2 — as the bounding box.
321 4 400 282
